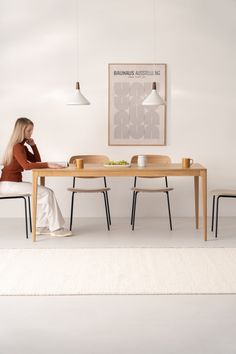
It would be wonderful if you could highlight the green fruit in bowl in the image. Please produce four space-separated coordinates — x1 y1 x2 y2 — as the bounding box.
107 160 129 165
118 160 129 165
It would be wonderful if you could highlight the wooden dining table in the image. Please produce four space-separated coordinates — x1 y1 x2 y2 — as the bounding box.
31 163 207 242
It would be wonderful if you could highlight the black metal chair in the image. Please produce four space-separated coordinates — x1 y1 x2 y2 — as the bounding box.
211 189 236 238
68 155 111 231
0 194 32 238
130 155 174 231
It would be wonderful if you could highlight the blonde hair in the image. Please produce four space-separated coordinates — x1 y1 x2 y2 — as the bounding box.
2 117 34 166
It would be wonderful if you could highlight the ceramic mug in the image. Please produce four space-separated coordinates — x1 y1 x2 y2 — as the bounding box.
74 158 84 169
137 155 147 167
182 158 194 168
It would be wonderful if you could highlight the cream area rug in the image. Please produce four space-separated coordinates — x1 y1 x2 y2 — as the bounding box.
1 248 236 295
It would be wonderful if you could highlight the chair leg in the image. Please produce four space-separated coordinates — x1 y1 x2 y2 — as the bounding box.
23 197 28 239
102 192 110 231
28 196 32 233
69 192 75 231
131 177 137 225
132 192 138 231
211 196 215 232
166 191 173 231
105 191 111 225
103 178 111 225
215 196 221 238
131 191 135 225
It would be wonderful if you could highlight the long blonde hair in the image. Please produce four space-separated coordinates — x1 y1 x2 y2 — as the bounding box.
3 117 34 166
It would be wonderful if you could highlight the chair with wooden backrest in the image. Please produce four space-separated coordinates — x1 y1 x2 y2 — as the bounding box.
210 189 236 238
130 155 174 230
68 155 111 231
0 192 32 238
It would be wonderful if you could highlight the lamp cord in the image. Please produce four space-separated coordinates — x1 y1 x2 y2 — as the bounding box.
76 0 79 82
153 0 157 66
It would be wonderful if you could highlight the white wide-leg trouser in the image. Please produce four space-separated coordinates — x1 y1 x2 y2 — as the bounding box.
0 181 65 231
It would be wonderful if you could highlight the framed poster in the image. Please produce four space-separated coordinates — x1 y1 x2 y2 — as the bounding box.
108 63 167 146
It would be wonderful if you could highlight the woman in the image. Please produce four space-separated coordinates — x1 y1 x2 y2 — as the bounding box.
0 117 72 237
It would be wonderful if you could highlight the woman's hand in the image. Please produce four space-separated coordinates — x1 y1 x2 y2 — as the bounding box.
26 138 36 146
48 163 65 169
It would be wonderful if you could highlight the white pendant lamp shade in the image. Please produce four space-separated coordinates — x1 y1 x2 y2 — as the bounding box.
67 82 90 105
142 82 165 106
67 0 90 106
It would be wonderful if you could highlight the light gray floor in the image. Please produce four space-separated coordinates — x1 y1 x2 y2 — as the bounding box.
1 217 236 354
1 216 236 248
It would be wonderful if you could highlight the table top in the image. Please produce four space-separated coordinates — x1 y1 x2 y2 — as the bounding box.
32 163 206 178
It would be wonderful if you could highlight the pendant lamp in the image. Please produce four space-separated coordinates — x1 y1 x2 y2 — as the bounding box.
142 0 165 106
67 1 90 105
67 82 90 105
142 82 165 106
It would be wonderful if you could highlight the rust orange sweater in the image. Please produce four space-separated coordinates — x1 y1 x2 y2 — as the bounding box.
0 141 48 182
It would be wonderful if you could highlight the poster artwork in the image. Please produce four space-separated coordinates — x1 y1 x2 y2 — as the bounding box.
108 63 166 146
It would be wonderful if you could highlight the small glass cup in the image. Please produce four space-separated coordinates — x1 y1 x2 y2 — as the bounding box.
137 155 147 167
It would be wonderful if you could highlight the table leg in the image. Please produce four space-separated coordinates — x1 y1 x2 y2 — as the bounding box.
194 176 199 229
32 172 38 242
201 170 207 241
40 176 45 186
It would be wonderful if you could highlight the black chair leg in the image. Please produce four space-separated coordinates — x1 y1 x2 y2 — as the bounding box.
131 191 136 225
69 192 75 231
166 191 173 231
0 195 31 238
215 196 221 238
103 178 111 225
131 177 137 225
105 191 111 225
132 192 138 231
102 192 110 231
23 197 28 239
28 196 32 233
211 196 215 232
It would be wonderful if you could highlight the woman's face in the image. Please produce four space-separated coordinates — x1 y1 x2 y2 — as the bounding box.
24 124 34 139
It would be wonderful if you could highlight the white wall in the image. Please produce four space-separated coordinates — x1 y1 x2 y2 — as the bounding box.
0 0 236 218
